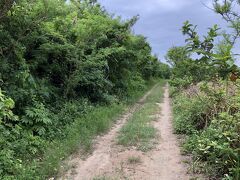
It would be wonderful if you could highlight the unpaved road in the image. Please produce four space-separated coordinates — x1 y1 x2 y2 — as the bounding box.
62 84 190 180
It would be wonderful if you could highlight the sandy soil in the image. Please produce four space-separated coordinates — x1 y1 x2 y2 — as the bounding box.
61 85 191 180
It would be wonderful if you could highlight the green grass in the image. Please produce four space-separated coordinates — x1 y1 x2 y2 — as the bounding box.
118 81 165 152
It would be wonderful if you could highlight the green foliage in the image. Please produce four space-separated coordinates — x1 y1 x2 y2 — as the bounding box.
213 0 240 45
0 89 17 121
166 46 190 66
173 93 210 134
0 89 21 178
185 111 240 179
182 21 239 80
172 82 240 179
169 76 193 89
0 0 15 20
158 62 171 79
166 46 209 87
23 102 52 136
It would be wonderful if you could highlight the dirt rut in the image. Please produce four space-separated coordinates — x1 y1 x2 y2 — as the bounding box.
62 85 190 180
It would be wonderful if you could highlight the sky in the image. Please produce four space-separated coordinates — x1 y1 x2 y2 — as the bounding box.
98 0 230 62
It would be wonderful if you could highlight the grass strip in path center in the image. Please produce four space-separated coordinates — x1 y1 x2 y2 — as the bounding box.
118 80 165 152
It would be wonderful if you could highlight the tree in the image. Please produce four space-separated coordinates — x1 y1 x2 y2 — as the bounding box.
166 46 209 83
182 21 239 81
213 0 240 45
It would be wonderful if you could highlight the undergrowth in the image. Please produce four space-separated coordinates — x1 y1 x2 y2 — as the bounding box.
172 81 240 179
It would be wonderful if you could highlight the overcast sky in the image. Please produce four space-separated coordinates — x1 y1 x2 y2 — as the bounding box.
98 0 229 62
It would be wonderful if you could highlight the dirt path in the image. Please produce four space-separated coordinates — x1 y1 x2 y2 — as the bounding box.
62 84 190 180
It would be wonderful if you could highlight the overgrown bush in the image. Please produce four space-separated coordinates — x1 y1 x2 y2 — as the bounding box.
169 76 193 89
173 93 211 134
172 82 240 179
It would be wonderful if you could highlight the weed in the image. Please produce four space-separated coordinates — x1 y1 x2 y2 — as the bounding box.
127 156 141 164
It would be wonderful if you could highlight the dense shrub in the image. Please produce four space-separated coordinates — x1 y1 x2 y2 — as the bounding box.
173 93 211 134
172 82 240 179
169 76 193 89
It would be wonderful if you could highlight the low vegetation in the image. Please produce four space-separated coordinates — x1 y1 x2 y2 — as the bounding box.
118 81 165 152
172 82 240 179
